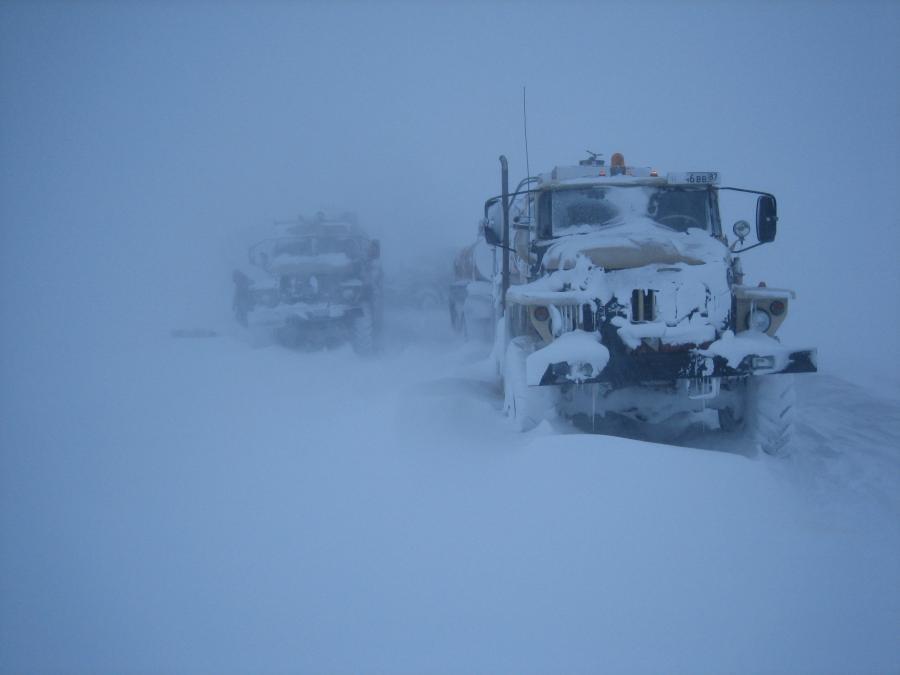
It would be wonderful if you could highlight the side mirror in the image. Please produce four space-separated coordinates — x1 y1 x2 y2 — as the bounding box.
368 239 381 260
756 195 777 243
482 220 502 247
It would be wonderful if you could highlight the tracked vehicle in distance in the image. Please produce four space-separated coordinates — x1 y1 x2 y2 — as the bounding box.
482 152 817 454
233 213 382 354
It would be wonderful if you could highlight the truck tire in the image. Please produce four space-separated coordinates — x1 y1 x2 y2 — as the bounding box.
275 320 303 348
233 294 248 327
232 280 251 327
745 375 796 456
503 337 555 431
449 302 461 332
351 304 375 356
716 407 744 434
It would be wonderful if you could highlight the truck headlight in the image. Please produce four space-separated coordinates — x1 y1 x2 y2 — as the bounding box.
747 309 771 332
341 287 360 302
751 355 776 370
255 289 279 307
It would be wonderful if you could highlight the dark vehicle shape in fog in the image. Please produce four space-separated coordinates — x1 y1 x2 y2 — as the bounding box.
233 213 382 354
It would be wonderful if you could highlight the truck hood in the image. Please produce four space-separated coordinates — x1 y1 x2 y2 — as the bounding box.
541 218 727 271
509 221 733 348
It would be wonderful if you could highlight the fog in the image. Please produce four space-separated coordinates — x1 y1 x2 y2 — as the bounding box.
2 1 899 673
3 1 899 372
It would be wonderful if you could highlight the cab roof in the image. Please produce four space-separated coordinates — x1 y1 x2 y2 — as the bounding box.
537 154 719 188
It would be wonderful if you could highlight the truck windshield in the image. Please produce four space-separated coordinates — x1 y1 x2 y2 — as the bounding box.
543 186 711 236
272 237 360 258
273 238 313 257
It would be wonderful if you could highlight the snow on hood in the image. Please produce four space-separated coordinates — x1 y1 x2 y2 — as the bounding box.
542 217 727 271
508 246 732 348
507 255 600 305
509 253 727 307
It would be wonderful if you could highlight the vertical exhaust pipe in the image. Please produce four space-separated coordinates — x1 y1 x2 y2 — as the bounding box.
499 155 510 313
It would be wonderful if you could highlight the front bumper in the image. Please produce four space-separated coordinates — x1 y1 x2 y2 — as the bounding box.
246 302 356 328
536 344 817 387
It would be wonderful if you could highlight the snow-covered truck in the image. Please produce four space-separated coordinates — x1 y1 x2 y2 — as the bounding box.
483 152 817 453
232 213 382 353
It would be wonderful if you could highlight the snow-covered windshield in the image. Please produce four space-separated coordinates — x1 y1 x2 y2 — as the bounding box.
273 238 313 257
317 237 360 257
542 186 712 236
272 237 359 258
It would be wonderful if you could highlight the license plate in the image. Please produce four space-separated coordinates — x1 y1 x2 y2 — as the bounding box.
683 171 719 185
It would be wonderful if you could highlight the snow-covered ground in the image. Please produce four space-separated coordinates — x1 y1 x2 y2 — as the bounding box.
2 308 897 674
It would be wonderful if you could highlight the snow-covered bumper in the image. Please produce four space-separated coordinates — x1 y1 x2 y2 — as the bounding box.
246 302 358 327
530 330 817 387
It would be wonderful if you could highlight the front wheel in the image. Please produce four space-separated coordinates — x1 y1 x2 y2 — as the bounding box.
717 403 744 433
232 285 251 327
744 375 796 455
449 302 462 333
351 304 376 356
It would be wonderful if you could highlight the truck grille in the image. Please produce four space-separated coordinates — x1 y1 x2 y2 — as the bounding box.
556 304 581 333
631 289 657 322
280 273 341 303
551 304 598 335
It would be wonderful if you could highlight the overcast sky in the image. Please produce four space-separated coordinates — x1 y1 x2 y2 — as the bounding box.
1 0 898 381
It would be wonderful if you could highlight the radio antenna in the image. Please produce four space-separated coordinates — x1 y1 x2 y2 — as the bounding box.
522 85 532 218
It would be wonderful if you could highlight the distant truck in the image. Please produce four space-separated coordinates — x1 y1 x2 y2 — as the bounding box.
481 152 817 453
449 233 495 340
232 213 382 353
